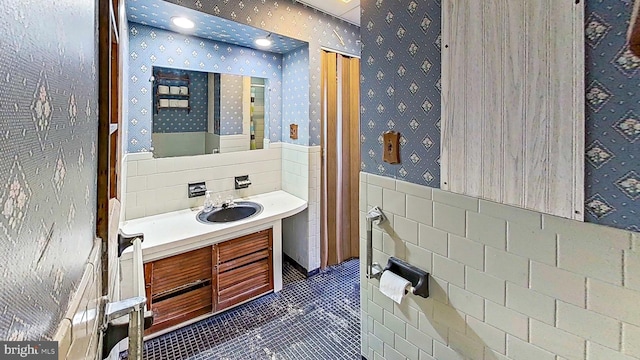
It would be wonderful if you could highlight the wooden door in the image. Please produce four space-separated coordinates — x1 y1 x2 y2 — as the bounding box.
320 51 361 267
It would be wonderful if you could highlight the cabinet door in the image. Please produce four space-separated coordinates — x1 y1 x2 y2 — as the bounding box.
217 259 271 311
215 229 273 311
216 229 271 263
150 246 212 295
144 246 213 334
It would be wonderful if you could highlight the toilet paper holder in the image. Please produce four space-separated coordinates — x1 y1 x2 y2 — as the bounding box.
383 257 430 299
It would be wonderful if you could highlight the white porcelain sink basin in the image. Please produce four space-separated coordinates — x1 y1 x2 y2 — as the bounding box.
196 201 263 223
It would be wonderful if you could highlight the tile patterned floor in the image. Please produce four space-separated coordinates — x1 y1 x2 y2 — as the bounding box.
123 259 361 360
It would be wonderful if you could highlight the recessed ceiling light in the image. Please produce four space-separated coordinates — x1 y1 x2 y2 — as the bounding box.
171 17 195 29
255 34 272 47
341 0 352 3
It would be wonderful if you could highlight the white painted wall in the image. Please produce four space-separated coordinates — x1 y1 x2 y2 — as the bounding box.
361 172 640 360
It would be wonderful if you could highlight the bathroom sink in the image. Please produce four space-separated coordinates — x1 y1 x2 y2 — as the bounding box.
197 201 263 223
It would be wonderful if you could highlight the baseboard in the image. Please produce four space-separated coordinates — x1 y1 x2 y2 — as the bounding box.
283 253 319 278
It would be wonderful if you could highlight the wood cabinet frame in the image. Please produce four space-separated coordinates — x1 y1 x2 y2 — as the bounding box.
143 229 273 335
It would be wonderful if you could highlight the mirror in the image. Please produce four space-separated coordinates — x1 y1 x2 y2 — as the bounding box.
151 66 267 158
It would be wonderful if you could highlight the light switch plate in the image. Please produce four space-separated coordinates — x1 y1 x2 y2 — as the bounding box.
383 131 401 164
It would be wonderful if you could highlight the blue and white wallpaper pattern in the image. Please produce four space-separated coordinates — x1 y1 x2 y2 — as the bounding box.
583 0 640 231
162 0 361 146
360 0 442 186
127 23 283 152
220 73 244 135
153 67 208 133
127 0 308 54
282 46 310 145
0 0 98 340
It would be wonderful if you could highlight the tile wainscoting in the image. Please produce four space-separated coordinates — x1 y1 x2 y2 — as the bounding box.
281 143 321 273
121 143 321 274
121 146 282 221
360 173 640 360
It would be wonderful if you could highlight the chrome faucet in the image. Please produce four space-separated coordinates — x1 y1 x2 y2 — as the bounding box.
221 195 235 209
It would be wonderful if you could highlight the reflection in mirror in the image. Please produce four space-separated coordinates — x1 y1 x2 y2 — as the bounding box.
151 66 268 158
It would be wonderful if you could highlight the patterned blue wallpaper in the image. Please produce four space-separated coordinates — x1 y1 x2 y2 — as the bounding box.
282 46 310 145
0 0 98 340
127 23 283 152
360 0 442 186
584 1 640 231
153 67 208 133
161 0 361 146
127 0 308 54
220 74 244 135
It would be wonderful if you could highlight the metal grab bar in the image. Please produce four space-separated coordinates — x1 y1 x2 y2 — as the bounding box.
101 296 146 359
365 207 386 279
102 234 149 359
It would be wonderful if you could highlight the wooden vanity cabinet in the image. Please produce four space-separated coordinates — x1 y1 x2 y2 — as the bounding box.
143 229 273 334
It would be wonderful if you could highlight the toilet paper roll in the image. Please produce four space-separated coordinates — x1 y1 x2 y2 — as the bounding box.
169 86 180 95
158 85 170 94
159 99 169 108
379 271 411 304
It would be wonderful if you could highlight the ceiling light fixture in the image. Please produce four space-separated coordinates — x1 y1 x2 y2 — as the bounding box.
341 0 353 3
255 33 272 47
171 16 195 29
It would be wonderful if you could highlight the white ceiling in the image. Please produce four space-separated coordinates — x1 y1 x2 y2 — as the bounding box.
295 0 360 26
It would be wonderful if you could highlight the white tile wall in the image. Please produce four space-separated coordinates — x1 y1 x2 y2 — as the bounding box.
281 143 321 272
122 143 321 273
361 173 640 360
122 146 282 220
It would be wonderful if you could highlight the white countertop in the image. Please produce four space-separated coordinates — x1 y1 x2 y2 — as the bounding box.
120 190 307 261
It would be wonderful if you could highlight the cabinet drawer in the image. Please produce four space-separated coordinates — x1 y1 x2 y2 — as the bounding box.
148 246 212 295
148 284 212 334
217 229 271 264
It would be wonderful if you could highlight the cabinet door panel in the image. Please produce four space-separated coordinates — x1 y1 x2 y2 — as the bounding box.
151 246 212 295
217 258 272 311
217 230 271 263
218 259 270 289
148 284 212 334
217 249 269 273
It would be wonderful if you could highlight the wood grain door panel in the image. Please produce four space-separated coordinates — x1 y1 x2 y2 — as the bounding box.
150 246 212 295
441 0 584 220
217 272 271 311
217 230 271 263
147 284 213 334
